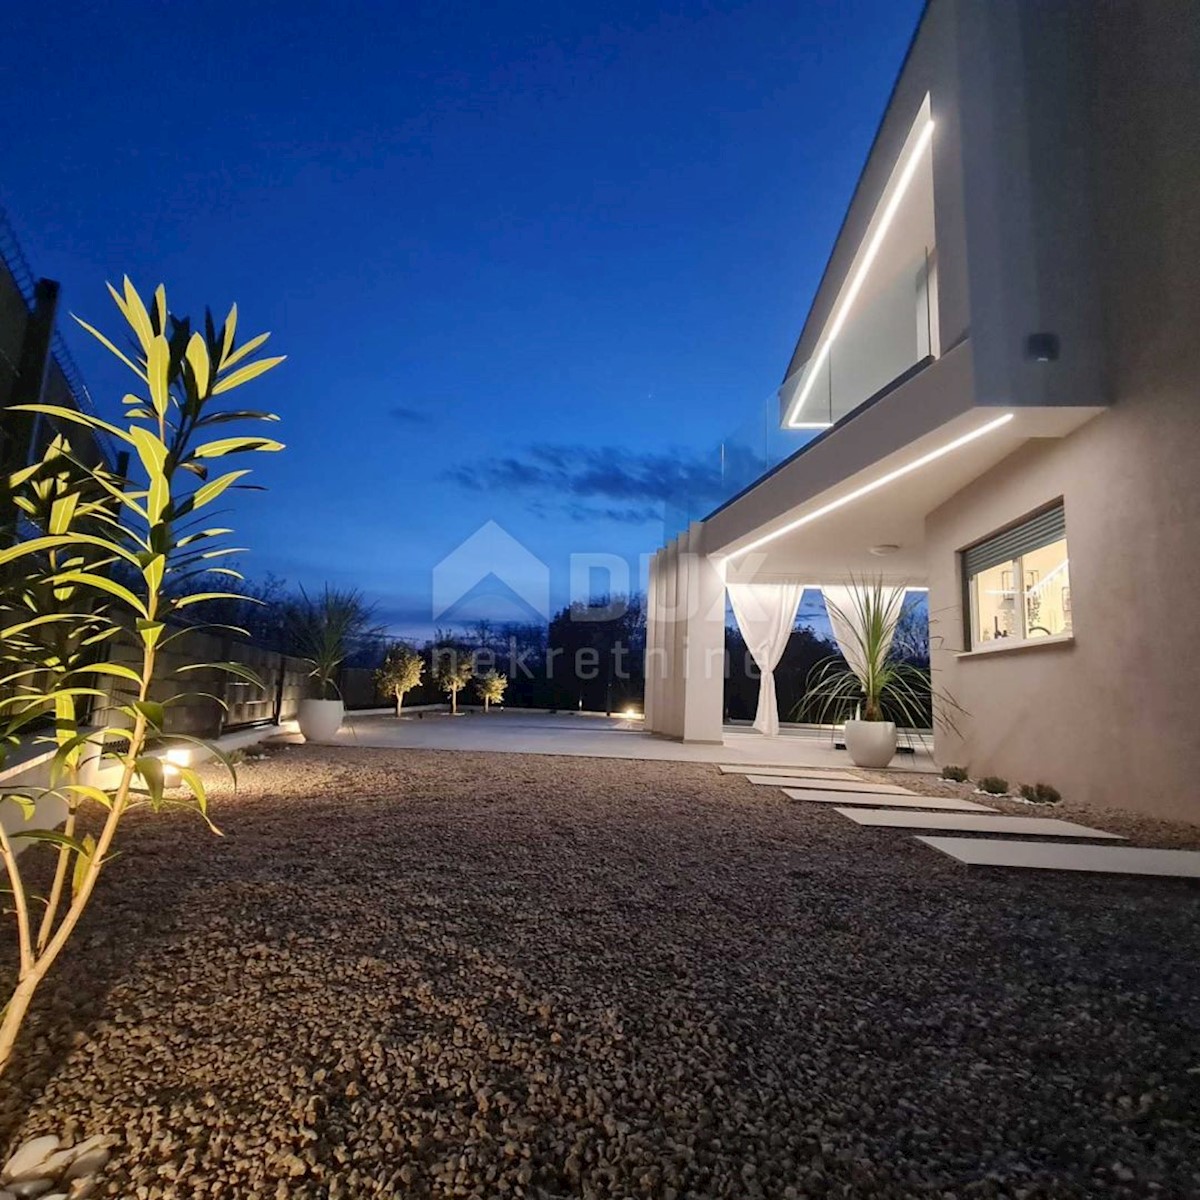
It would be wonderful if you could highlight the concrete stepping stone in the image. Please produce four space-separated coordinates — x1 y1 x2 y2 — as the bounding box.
718 764 860 781
746 775 915 795
782 788 995 812
835 808 1122 839
917 837 1200 877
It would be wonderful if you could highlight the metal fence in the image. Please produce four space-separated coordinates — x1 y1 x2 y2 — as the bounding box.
89 625 315 739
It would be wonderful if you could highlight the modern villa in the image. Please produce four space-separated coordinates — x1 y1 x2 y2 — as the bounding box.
645 0 1198 821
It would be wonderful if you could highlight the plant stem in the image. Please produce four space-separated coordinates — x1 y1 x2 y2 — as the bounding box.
35 805 77 956
0 822 33 977
0 645 153 1077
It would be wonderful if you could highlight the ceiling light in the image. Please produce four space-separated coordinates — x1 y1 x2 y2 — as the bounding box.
727 413 1015 561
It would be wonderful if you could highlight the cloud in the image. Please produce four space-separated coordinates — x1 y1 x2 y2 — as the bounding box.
445 444 724 525
388 405 431 426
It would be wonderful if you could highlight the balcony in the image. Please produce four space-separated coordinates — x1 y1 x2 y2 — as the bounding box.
781 101 937 429
661 101 939 541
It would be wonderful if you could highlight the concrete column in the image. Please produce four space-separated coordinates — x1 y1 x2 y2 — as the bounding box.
680 524 727 744
643 549 662 733
659 537 678 738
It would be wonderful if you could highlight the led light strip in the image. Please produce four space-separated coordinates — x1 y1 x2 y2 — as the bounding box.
786 118 936 429
726 413 1015 561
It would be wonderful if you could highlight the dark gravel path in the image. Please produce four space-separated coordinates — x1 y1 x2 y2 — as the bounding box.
2 745 1198 1198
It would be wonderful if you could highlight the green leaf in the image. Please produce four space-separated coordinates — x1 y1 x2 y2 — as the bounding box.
61 784 114 810
129 426 169 524
136 756 165 808
219 303 238 366
71 662 142 686
9 402 134 446
71 314 147 381
48 570 148 618
0 532 141 571
191 435 285 459
195 409 281 427
170 591 248 609
185 331 210 397
159 622 250 648
137 619 165 649
190 469 250 510
2 794 37 820
133 700 166 730
2 612 96 640
177 661 265 689
177 768 223 835
11 828 91 855
146 334 171 418
221 331 272 373
48 491 80 535
178 528 233 546
210 355 286 395
142 553 165 595
121 276 155 352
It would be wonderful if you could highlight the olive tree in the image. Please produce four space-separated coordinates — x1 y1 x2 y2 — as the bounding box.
476 670 507 712
375 642 423 715
432 646 474 715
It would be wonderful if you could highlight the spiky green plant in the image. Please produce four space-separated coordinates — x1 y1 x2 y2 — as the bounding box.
285 585 378 699
0 278 284 1076
799 576 963 732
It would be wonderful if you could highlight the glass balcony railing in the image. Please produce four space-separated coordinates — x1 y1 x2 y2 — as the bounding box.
661 244 938 543
661 389 812 540
781 244 937 429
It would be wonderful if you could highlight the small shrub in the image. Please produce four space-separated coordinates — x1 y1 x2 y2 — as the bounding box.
941 765 969 783
1019 781 1062 806
978 775 1009 795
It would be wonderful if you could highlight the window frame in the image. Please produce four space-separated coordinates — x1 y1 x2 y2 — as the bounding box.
961 502 1071 651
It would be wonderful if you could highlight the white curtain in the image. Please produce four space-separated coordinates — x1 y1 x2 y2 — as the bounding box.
727 582 805 737
821 584 905 688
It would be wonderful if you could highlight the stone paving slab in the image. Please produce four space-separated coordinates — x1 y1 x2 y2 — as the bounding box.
917 837 1200 876
718 764 861 781
836 809 1122 839
746 775 915 795
782 788 995 812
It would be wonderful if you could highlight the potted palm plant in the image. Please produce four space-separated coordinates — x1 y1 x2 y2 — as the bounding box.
802 578 960 768
288 585 377 742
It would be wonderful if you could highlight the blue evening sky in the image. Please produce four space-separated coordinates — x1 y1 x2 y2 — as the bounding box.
3 0 923 637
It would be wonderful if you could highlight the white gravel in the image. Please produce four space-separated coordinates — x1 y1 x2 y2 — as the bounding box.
2 744 1199 1198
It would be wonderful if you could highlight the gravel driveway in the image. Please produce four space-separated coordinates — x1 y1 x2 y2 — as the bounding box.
2 745 1199 1198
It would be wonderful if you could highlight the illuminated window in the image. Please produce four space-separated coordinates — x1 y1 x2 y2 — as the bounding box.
964 504 1071 648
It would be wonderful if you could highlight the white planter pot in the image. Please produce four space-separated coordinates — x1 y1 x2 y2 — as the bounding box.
843 720 897 769
297 698 344 744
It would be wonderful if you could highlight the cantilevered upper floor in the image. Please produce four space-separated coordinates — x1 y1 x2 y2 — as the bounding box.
688 0 1114 573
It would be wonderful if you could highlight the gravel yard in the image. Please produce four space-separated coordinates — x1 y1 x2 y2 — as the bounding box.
2 744 1199 1199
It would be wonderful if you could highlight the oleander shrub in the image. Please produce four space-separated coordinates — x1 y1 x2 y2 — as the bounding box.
0 278 284 1076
